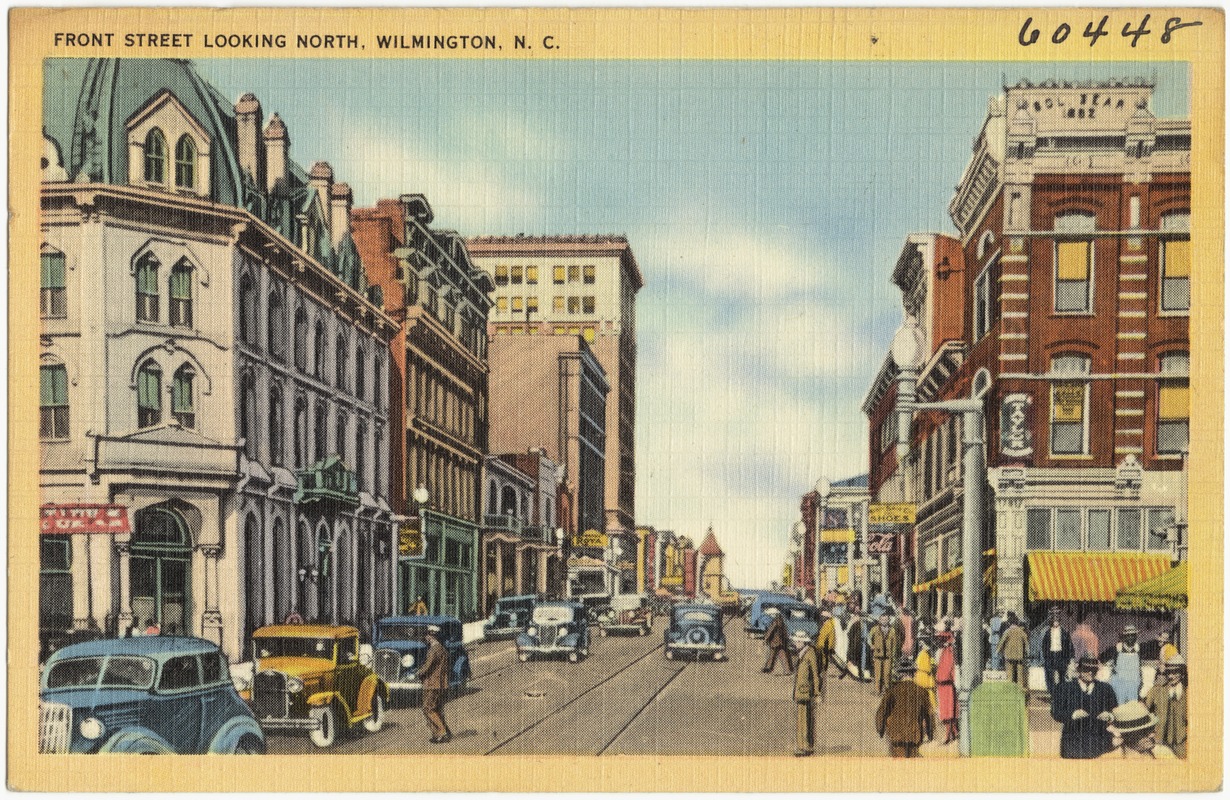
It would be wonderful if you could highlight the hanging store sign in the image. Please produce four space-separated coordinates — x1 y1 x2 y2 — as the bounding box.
1000 392 1035 457
40 504 131 534
869 503 916 524
1052 384 1085 422
572 529 608 549
398 522 424 558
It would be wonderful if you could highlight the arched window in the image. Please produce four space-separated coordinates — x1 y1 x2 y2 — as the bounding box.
174 135 196 189
144 128 167 184
1160 211 1191 313
267 287 285 360
240 372 257 459
355 346 366 401
293 307 308 371
40 363 69 440
335 413 348 466
374 427 384 497
171 364 196 429
239 274 257 346
137 361 162 427
314 401 327 463
269 383 284 465
294 395 308 469
169 259 193 327
313 321 326 379
356 421 367 491
335 334 348 389
136 253 160 323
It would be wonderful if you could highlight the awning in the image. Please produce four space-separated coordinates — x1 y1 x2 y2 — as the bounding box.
913 550 995 594
1115 561 1188 611
1027 551 1171 603
820 528 855 543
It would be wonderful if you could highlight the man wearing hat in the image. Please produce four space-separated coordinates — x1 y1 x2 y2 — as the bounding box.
869 612 901 695
762 608 795 674
792 625 826 756
815 607 841 678
1042 608 1074 698
1108 624 1143 705
874 655 935 757
1100 700 1177 758
1050 656 1117 758
996 612 1031 694
1145 655 1187 757
419 625 452 744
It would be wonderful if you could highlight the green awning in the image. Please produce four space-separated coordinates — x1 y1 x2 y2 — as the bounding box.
1115 561 1188 611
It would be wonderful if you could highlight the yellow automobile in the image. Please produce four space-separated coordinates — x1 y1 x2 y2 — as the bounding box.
238 624 387 748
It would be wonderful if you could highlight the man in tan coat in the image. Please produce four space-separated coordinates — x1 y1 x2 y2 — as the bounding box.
869 613 901 694
1144 656 1187 757
997 612 1031 693
793 636 826 756
419 626 452 743
875 655 935 757
762 609 795 674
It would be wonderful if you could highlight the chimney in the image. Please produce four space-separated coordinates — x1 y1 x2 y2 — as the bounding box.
263 113 288 194
308 161 334 234
329 182 353 247
234 93 265 189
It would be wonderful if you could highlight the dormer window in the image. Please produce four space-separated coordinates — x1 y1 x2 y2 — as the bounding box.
174 135 197 190
144 129 167 183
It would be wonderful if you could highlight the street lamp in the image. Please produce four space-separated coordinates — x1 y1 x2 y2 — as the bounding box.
554 527 566 599
891 316 991 758
792 521 805 594
815 478 831 604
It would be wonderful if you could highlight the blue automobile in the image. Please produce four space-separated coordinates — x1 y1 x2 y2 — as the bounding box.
743 592 799 638
665 603 727 661
371 615 471 696
482 595 537 640
516 601 591 662
39 636 265 754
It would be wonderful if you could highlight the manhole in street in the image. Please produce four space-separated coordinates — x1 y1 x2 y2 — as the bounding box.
524 690 546 698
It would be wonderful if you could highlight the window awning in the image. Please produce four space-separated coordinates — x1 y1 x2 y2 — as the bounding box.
913 550 995 594
820 528 855 543
1115 561 1188 611
1027 551 1171 603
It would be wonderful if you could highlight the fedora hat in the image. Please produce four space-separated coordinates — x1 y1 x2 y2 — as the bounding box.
1122 624 1139 635
1106 701 1158 735
1076 656 1100 672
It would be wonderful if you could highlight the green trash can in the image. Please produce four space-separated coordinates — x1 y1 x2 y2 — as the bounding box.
969 678 1029 757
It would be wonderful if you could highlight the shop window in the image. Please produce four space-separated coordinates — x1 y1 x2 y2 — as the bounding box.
1088 509 1111 550
136 253 160 323
1157 351 1189 455
169 259 193 327
41 246 66 318
1117 508 1142 551
137 361 162 428
1055 508 1081 550
40 535 72 632
1146 508 1176 552
144 128 167 184
40 364 69 439
171 365 196 429
1026 508 1051 550
1050 354 1090 455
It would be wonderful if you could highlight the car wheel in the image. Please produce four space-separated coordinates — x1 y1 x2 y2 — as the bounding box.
568 650 579 663
232 734 266 754
518 651 530 662
363 692 385 734
309 704 338 748
101 731 175 754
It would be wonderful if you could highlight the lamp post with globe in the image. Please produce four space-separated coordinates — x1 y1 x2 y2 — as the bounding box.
813 478 831 603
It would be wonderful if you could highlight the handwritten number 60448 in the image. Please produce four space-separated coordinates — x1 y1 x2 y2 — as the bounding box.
1019 15 1203 47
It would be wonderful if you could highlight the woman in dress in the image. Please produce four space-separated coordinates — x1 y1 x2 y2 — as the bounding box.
934 631 959 744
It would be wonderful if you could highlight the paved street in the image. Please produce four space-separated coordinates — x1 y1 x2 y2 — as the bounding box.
265 614 1065 757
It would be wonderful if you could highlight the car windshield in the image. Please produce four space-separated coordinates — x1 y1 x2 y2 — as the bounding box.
679 610 717 624
45 656 156 690
377 624 430 642
255 637 334 659
532 606 575 624
785 607 816 621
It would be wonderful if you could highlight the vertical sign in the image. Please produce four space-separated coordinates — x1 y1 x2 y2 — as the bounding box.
1000 392 1034 457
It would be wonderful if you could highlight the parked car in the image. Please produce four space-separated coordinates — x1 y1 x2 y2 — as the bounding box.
39 636 265 754
239 624 387 748
743 592 799 638
372 615 471 697
483 595 537 640
516 601 591 662
664 602 727 661
597 594 654 637
780 602 821 654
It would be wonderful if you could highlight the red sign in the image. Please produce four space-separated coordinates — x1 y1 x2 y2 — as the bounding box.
41 504 131 534
867 530 896 554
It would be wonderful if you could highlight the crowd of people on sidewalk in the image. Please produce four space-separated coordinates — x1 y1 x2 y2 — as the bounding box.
769 594 1186 759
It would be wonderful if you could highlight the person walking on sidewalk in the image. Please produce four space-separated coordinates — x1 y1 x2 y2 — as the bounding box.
1051 656 1116 759
869 612 901 695
419 626 453 744
1144 655 1187 758
1042 608 1074 698
792 633 826 756
934 631 959 744
762 608 795 674
997 612 1030 694
914 636 937 712
1100 700 1177 759
1107 624 1143 705
875 655 935 758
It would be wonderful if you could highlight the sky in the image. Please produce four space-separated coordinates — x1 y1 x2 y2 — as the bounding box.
198 58 1190 589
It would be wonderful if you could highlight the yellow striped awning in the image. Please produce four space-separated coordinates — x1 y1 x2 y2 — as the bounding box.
1027 551 1171 603
913 551 995 594
1115 561 1188 611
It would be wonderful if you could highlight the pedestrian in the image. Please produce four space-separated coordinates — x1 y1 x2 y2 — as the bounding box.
1144 655 1187 758
899 607 915 658
1050 656 1117 759
762 608 794 674
997 612 1030 694
419 625 452 744
411 595 429 616
1108 624 1143 704
832 607 851 678
845 609 868 682
874 655 935 758
1042 608 1074 697
815 608 839 678
1157 629 1179 666
1071 616 1099 663
914 636 936 712
934 631 959 744
1100 700 1177 759
986 608 1006 671
792 631 825 756
869 612 901 694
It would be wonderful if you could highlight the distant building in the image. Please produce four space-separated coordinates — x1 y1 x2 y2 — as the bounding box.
39 59 397 659
481 449 564 611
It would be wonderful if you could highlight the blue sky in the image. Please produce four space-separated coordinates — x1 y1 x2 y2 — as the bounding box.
198 58 1189 588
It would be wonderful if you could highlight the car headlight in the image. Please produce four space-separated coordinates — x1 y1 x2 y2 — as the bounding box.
285 676 304 693
79 717 105 741
401 654 415 668
527 626 538 636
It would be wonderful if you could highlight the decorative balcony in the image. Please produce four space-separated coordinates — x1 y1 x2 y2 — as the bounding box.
294 455 358 508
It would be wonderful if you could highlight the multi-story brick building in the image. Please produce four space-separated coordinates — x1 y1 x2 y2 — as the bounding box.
352 196 493 620
480 449 565 612
39 58 398 659
869 79 1190 636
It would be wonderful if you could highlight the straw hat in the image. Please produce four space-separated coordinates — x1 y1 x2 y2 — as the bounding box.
1106 701 1158 735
